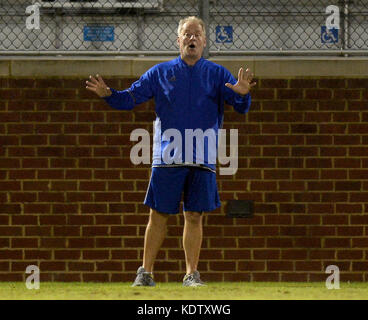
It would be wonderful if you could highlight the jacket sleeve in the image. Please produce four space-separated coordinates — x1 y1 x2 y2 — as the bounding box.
103 68 155 110
222 68 251 114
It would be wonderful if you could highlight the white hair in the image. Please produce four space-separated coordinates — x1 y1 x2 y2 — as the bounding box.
177 16 206 37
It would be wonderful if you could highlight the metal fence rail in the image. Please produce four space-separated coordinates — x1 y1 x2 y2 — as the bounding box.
0 0 367 56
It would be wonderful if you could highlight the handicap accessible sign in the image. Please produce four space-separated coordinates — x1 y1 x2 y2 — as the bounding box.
216 26 233 43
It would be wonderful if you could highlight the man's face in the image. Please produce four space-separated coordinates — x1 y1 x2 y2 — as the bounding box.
177 21 206 61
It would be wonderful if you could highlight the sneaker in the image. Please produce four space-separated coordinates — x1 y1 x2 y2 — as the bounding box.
183 270 205 287
131 266 156 287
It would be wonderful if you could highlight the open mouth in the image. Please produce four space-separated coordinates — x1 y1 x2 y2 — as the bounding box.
189 44 196 49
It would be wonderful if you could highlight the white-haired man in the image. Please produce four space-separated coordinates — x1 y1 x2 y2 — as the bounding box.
86 16 256 287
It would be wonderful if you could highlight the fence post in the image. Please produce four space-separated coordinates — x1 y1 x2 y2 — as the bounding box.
199 0 210 58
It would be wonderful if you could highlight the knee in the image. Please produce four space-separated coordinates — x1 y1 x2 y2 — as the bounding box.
149 209 169 226
184 211 203 225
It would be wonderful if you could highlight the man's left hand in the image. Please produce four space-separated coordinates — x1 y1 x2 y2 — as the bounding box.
225 67 256 96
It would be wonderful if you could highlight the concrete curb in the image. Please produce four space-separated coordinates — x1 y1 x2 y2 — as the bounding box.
0 56 368 77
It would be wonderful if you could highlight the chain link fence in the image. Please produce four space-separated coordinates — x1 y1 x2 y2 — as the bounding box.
0 0 367 55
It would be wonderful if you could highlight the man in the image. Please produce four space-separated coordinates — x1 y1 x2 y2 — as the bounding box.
86 16 256 287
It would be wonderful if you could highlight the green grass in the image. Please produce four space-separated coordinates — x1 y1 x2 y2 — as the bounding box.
0 282 367 300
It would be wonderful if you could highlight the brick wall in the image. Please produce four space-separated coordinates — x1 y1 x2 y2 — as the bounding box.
0 75 367 282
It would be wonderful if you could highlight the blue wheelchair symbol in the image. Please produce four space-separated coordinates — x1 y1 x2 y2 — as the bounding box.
216 26 233 43
321 26 338 44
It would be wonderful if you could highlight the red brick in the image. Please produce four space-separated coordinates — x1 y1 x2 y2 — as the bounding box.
304 112 331 122
82 227 109 236
337 226 363 236
293 192 320 202
292 170 319 180
11 262 38 272
265 192 291 202
25 226 51 237
222 226 250 237
277 158 303 168
337 250 363 260
40 215 67 225
83 250 110 260
295 261 322 271
321 169 347 179
238 237 266 248
40 238 66 248
67 215 93 226
54 226 80 237
124 238 144 248
293 147 319 157
0 250 23 259
281 250 308 260
267 261 293 271
261 79 287 88
253 273 279 281
321 193 347 202
209 261 235 271
223 249 250 259
279 181 305 191
0 261 10 272
334 89 360 99
308 204 334 214
277 89 303 100
209 238 236 248
277 135 304 145
69 262 94 271
96 261 122 271
350 192 368 202
236 262 263 272
319 79 345 88
252 88 275 100
68 238 95 249
309 250 335 260
319 123 348 134
252 226 279 236
333 112 360 122
54 250 81 260
248 135 276 146
306 89 332 99
279 203 305 214
322 214 349 226
0 226 22 236
250 181 277 191
324 238 351 248
264 214 291 225
264 169 290 180
254 249 280 259
352 262 368 271
350 215 368 224
310 226 335 236
336 204 362 214
12 238 38 248
294 238 321 248
39 261 66 271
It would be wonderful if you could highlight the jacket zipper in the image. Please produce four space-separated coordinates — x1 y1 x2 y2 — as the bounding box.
188 66 193 112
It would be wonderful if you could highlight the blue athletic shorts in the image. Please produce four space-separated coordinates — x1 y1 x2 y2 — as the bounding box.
144 166 221 214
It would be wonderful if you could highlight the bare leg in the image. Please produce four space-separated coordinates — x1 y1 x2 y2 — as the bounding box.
142 209 169 273
183 211 203 274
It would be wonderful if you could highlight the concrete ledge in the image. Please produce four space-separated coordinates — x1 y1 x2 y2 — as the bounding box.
0 56 368 77
0 61 10 76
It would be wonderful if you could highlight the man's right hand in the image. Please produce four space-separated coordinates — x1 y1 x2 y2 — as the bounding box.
86 74 112 98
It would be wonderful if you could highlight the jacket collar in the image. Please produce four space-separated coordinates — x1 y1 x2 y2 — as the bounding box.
177 55 204 68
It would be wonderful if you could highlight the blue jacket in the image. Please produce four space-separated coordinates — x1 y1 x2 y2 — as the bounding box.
103 56 251 172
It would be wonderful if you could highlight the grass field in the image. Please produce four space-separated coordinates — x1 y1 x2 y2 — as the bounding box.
0 282 367 300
